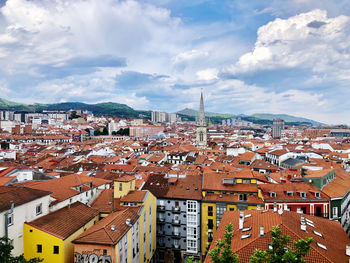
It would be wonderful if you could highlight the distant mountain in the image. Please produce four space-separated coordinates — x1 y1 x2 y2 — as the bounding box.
177 108 324 126
0 98 324 125
251 113 324 126
0 98 151 118
177 108 235 118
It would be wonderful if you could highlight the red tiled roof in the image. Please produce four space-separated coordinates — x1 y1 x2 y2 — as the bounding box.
73 208 139 245
205 210 350 263
26 202 98 240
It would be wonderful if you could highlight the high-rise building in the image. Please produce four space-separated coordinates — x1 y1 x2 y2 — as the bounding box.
272 118 285 138
152 111 177 123
196 91 207 149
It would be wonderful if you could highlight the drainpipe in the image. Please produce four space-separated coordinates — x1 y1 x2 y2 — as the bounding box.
4 201 14 239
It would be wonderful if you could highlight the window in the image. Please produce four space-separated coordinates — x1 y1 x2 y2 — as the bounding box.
119 241 123 262
242 179 250 184
187 201 197 213
216 204 226 227
239 194 247 201
208 219 214 230
208 206 213 217
37 244 42 253
270 192 276 197
333 207 338 218
300 192 306 198
53 246 59 254
208 232 213 242
36 204 42 215
119 183 123 191
286 191 293 196
7 213 13 226
103 249 107 256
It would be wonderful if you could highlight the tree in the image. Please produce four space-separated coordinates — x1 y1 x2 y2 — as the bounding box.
69 110 81 120
208 223 239 263
0 237 43 263
249 225 313 263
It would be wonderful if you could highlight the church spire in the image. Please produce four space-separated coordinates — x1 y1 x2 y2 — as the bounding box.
196 89 207 149
198 89 206 126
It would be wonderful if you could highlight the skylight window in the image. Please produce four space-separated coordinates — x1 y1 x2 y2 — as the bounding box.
241 234 251 239
242 227 252 232
244 214 252 218
317 242 327 250
313 231 323 238
261 210 268 213
306 221 315 228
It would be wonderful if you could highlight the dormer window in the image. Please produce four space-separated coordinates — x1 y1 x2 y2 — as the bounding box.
300 192 306 198
270 192 276 197
315 192 321 198
286 191 293 197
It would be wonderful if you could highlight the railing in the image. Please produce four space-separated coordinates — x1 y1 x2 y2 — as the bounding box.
172 219 181 225
172 206 181 213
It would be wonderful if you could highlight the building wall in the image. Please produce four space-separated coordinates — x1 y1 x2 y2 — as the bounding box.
138 191 157 263
114 180 135 199
24 215 98 263
0 195 51 256
74 243 115 263
50 184 110 212
23 224 65 263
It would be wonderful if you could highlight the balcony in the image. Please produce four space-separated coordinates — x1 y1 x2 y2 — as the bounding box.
157 217 166 224
173 244 181 250
157 205 165 212
171 232 181 238
157 242 166 248
172 206 181 213
157 230 166 236
172 219 181 225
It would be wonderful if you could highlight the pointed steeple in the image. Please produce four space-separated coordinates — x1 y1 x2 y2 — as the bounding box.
198 89 206 126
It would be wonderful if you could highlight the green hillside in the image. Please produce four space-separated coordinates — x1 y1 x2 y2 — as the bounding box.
0 99 150 118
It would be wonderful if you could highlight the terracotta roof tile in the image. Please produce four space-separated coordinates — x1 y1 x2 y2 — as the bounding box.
26 202 98 240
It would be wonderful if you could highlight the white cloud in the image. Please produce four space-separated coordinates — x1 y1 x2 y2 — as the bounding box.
196 68 219 81
227 9 350 79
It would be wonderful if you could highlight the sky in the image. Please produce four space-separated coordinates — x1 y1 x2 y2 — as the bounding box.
0 0 350 124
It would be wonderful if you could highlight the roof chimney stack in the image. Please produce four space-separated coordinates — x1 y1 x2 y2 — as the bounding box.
346 244 350 256
239 211 244 230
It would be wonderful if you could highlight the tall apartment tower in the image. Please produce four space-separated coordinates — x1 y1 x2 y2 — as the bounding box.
272 118 285 138
196 91 207 149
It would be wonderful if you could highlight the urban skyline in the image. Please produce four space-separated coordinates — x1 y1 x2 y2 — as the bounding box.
0 0 350 124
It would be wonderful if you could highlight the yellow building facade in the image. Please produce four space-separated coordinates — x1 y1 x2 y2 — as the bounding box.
23 215 98 263
201 178 264 257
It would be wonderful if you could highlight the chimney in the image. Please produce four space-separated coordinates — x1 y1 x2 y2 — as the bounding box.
126 218 132 226
239 211 244 230
346 244 350 256
259 226 265 236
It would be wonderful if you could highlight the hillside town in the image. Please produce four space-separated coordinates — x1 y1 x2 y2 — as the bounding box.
1 92 350 263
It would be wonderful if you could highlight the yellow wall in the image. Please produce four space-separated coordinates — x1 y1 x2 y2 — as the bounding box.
24 224 65 263
138 191 157 263
24 215 98 263
115 227 133 263
114 179 136 198
201 201 259 256
201 202 217 255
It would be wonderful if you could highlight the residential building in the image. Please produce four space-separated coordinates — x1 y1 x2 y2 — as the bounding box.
201 170 264 257
260 182 330 218
205 210 350 263
24 202 99 263
0 186 51 256
143 174 202 263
